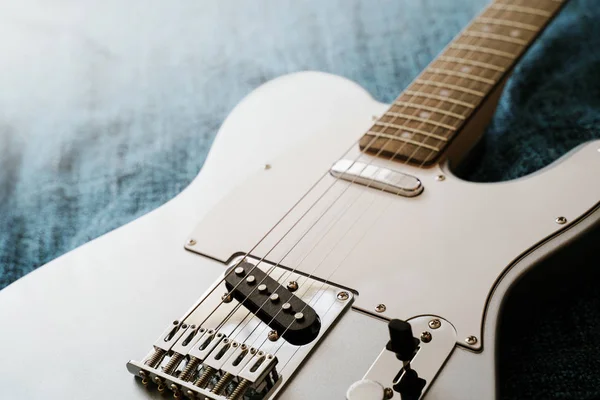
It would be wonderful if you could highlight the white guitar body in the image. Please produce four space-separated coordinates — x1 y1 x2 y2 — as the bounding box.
1 72 599 399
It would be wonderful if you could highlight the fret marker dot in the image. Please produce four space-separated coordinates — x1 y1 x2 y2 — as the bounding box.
419 111 431 119
440 89 450 97
461 66 471 73
401 131 413 139
510 29 521 37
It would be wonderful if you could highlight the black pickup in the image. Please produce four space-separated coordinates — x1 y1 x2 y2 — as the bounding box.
224 262 321 346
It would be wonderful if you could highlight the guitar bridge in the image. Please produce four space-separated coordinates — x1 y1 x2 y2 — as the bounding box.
126 255 353 399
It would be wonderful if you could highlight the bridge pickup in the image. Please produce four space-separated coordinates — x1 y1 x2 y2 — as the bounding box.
224 262 321 346
330 159 423 197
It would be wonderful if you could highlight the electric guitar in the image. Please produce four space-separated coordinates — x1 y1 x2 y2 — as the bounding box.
1 0 596 399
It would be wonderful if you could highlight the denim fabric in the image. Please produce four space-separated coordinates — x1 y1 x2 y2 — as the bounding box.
1 0 599 398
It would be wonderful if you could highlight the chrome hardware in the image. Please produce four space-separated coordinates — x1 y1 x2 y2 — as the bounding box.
127 255 354 399
357 316 456 399
330 159 423 197
222 293 233 303
435 174 446 181
287 281 299 292
163 353 184 375
267 330 279 342
419 331 432 343
229 378 252 400
179 357 201 382
144 348 166 368
375 304 386 313
337 291 350 301
555 216 567 225
428 319 441 329
465 335 478 345
194 365 216 388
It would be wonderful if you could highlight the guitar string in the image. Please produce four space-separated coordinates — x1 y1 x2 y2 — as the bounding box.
182 0 552 354
204 0 543 342
257 0 553 363
180 21 481 331
268 0 557 368
224 2 541 352
215 20 499 340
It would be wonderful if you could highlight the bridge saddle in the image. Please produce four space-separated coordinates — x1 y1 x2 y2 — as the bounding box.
127 255 353 399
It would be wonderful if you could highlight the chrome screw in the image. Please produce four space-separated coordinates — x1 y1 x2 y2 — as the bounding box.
187 239 196 246
268 330 279 342
264 163 272 170
221 293 232 303
466 336 478 345
375 304 386 313
384 388 394 399
337 291 349 301
435 174 446 181
556 216 567 225
428 319 441 329
420 331 432 343
287 281 299 292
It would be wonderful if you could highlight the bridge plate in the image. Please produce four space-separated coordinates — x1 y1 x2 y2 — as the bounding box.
127 255 353 399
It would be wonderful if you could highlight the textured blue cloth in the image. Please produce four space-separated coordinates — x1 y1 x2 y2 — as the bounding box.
1 0 599 398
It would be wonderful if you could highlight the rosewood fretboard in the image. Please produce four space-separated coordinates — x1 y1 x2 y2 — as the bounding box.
359 0 567 166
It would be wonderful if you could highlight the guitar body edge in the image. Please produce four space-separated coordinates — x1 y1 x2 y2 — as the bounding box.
0 71 598 399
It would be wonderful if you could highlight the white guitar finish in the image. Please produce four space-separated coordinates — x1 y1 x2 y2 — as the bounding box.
0 71 599 399
187 74 600 350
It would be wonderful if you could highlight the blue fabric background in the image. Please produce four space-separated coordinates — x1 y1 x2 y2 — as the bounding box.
1 0 599 398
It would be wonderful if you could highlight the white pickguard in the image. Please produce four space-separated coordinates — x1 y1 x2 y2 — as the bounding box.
0 71 598 399
186 72 600 349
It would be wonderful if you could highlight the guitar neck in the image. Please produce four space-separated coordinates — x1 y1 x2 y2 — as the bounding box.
359 0 568 166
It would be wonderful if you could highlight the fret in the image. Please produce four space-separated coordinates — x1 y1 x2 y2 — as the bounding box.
403 90 476 109
438 56 506 73
373 121 448 142
393 102 466 120
476 17 538 32
448 43 515 59
414 80 485 97
489 3 552 18
359 0 567 166
384 111 458 131
462 30 528 46
365 131 441 152
426 67 496 85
